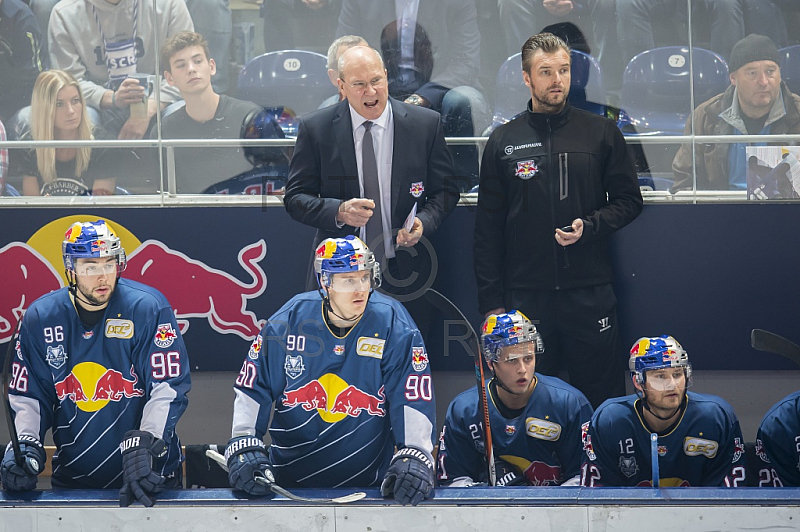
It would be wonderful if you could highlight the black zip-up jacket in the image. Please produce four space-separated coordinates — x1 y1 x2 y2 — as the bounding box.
474 102 643 314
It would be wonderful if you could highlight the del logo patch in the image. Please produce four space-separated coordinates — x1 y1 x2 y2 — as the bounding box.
409 182 424 198
105 319 134 339
284 354 305 379
46 345 67 369
526 417 561 441
515 160 538 179
683 437 718 458
357 337 385 359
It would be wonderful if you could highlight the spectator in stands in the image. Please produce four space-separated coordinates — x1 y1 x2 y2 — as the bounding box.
157 31 261 194
48 0 193 140
12 70 117 196
0 119 7 195
260 0 342 54
581 336 747 487
337 0 489 188
0 0 45 122
497 1 595 60
323 35 368 106
672 34 800 191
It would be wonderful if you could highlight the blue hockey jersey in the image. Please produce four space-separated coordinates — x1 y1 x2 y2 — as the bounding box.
756 390 800 487
437 375 593 486
9 279 191 489
580 392 746 487
231 290 436 489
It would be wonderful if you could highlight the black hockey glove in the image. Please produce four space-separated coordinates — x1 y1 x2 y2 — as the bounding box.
119 430 167 507
495 459 526 487
381 446 435 506
225 436 275 497
1 436 45 491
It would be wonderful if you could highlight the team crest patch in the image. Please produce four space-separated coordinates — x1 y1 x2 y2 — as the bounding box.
505 425 516 436
333 344 345 356
154 324 177 348
619 455 639 478
249 335 263 360
45 345 67 369
732 437 745 463
284 354 305 379
658 445 668 457
411 347 428 371
15 340 22 360
409 182 424 197
82 331 94 340
581 422 596 461
515 160 538 179
755 439 770 463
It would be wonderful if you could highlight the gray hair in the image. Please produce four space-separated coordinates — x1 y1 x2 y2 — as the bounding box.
327 35 368 71
337 46 385 79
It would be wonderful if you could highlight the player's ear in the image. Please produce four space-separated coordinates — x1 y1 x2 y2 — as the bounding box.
631 374 643 393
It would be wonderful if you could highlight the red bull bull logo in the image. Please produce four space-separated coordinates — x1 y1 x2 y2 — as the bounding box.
524 461 562 486
515 160 538 179
281 374 386 422
54 362 144 412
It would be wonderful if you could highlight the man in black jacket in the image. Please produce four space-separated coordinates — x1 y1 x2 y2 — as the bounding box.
474 32 642 408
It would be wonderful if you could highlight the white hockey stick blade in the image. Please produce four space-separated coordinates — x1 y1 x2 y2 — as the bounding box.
751 329 800 368
205 449 366 504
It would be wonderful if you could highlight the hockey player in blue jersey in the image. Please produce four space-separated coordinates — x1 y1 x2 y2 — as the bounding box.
580 335 746 487
1 220 191 507
754 391 800 486
225 235 436 505
437 311 593 487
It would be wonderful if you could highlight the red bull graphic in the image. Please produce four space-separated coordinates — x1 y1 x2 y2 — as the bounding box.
524 461 562 486
409 182 424 198
282 380 328 411
636 478 691 487
411 347 428 372
125 239 268 340
0 243 63 342
515 160 538 179
54 362 144 412
330 385 386 417
154 324 178 349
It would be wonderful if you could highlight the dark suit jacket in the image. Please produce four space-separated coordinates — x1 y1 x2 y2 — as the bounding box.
336 0 482 109
284 98 456 284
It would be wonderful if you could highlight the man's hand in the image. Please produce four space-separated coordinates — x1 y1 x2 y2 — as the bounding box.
119 430 167 507
396 217 423 247
337 198 375 227
225 436 275 497
484 307 506 319
555 218 584 247
543 0 574 16
381 447 435 506
118 116 150 140
113 78 146 109
404 94 429 107
1 436 45 491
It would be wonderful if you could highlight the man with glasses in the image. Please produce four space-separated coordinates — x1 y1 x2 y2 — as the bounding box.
225 236 436 505
284 45 456 342
580 335 746 487
1 220 191 506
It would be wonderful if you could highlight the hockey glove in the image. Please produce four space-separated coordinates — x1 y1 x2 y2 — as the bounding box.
225 436 275 497
381 446 435 506
495 459 526 487
1 436 45 491
119 430 167 507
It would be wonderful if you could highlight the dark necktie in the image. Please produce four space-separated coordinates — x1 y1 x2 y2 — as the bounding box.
362 121 384 262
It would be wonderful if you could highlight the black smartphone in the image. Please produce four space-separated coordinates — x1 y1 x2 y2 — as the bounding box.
559 225 574 233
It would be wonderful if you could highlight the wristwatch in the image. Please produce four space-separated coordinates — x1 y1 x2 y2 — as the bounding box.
406 94 424 106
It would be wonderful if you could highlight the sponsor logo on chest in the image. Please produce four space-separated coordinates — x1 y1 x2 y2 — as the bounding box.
526 417 561 441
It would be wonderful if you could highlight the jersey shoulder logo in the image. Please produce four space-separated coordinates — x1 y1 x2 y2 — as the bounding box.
754 439 770 463
732 437 745 463
45 344 68 369
106 319 134 339
581 421 596 461
248 334 263 360
284 354 305 379
411 347 428 371
515 159 539 179
526 417 561 441
619 455 639 478
357 336 385 359
154 324 178 348
683 436 718 458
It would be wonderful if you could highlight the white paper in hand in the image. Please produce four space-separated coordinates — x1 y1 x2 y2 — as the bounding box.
403 203 417 233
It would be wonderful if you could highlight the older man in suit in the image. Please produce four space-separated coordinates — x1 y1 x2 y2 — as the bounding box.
284 46 456 336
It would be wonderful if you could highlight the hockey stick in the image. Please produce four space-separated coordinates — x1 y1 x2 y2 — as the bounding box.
423 288 496 486
2 319 24 468
205 450 366 504
650 433 660 488
751 329 800 369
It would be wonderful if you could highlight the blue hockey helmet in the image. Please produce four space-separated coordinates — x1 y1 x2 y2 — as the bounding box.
480 310 544 364
62 220 127 273
629 335 692 386
314 235 381 290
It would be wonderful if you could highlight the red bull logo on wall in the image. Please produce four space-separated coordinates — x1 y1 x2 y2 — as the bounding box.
54 362 144 412
281 373 386 423
0 215 268 344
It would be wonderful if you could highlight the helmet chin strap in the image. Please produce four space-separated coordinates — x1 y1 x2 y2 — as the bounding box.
66 270 116 309
322 289 370 324
641 389 686 421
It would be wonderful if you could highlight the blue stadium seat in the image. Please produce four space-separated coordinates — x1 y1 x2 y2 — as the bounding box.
487 50 605 134
779 45 800 96
618 46 729 136
237 50 335 135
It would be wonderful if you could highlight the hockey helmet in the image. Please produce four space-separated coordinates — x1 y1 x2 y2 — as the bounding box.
629 335 692 387
62 220 127 273
241 108 290 166
480 310 544 364
314 235 381 291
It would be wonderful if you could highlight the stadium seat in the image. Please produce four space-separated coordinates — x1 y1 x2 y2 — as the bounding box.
779 45 800 96
237 50 335 135
618 46 729 136
486 50 605 134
